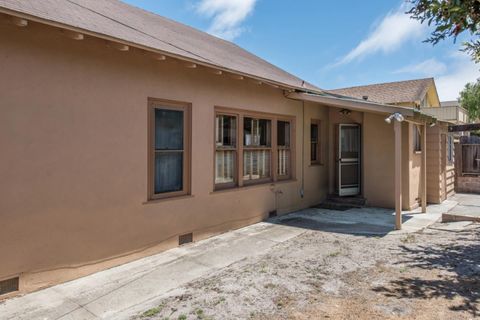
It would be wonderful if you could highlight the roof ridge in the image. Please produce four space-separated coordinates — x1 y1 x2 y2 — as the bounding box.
330 77 434 91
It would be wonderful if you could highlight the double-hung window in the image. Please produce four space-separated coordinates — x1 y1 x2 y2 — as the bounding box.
447 135 454 163
215 108 294 190
149 99 190 199
243 117 272 182
310 120 321 164
277 120 291 178
413 125 422 152
215 114 237 188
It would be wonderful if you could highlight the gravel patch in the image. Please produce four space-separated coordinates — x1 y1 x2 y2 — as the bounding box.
133 222 480 320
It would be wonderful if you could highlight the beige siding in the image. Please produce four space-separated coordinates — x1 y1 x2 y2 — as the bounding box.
426 124 454 203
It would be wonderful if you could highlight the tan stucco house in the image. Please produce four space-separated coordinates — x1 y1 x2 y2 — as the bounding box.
0 0 453 297
331 78 455 206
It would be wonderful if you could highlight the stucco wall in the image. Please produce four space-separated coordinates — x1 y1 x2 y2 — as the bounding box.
362 113 416 209
363 113 394 208
303 102 330 204
0 20 330 293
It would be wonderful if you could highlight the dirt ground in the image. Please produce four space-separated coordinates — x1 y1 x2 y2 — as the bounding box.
133 222 480 320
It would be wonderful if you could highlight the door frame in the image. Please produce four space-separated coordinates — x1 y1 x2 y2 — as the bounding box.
338 124 361 196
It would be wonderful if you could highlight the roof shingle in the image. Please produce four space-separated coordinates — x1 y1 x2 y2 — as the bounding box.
329 78 435 105
0 0 321 92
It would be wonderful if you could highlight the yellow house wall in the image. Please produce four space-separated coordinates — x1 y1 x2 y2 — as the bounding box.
425 85 441 107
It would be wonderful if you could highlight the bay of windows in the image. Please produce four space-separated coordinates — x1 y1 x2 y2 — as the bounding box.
215 109 294 190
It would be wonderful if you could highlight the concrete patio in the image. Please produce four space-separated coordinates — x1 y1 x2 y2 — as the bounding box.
442 193 480 222
0 199 461 320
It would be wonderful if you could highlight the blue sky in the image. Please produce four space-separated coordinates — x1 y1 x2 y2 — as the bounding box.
123 0 479 101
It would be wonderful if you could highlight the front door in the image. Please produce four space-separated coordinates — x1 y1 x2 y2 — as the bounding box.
338 124 361 196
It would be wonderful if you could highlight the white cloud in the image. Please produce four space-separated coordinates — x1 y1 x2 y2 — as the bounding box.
393 58 447 76
436 52 480 101
196 0 257 41
333 5 425 66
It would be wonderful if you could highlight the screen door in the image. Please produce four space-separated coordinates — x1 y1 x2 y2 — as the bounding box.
338 124 361 196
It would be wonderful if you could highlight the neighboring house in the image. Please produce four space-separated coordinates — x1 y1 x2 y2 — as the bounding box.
330 78 441 109
331 78 455 207
0 0 448 297
430 100 470 125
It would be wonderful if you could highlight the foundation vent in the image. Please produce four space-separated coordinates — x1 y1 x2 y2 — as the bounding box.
0 277 19 296
179 233 193 245
269 210 278 218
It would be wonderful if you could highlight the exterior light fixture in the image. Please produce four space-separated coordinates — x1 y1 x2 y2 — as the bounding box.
339 109 351 116
385 112 405 124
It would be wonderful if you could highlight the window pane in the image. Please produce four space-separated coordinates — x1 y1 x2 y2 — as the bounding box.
243 150 271 180
414 126 421 151
311 142 318 162
244 118 271 147
311 124 318 143
154 152 183 194
340 126 360 159
341 163 359 186
216 115 236 147
278 149 290 176
215 150 235 184
277 121 290 147
155 109 183 150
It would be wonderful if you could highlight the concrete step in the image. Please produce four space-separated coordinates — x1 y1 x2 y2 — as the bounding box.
326 195 367 206
314 195 367 211
314 202 356 211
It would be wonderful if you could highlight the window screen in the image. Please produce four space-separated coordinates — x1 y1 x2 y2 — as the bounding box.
154 108 184 194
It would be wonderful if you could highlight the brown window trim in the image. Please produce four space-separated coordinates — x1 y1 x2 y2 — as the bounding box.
310 119 323 165
413 124 422 153
276 117 294 181
148 98 191 201
214 111 238 190
214 107 295 191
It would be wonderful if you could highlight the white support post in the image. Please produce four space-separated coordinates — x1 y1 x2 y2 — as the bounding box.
394 120 402 230
421 124 427 213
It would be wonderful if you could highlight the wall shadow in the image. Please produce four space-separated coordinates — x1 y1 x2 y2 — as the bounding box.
373 228 480 316
267 209 413 237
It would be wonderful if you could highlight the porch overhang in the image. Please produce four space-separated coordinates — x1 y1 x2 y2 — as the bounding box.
286 92 415 117
287 91 433 230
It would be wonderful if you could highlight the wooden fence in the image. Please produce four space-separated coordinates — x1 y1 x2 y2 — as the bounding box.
459 136 480 175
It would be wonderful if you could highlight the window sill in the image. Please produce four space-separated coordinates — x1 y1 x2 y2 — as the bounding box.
210 179 297 195
143 194 194 205
414 151 422 155
309 163 325 167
